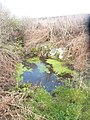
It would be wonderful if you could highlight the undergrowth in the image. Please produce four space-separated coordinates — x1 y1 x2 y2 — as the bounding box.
10 83 90 120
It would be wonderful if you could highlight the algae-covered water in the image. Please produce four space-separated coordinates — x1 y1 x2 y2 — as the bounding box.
16 57 76 92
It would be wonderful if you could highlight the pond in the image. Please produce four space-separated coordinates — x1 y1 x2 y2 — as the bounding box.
16 57 76 92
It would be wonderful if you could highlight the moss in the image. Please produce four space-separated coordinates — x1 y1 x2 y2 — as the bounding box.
46 59 76 76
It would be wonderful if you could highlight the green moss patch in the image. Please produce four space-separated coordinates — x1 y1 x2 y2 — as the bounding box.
46 59 75 76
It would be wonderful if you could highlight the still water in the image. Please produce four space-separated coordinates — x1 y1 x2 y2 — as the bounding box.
22 62 63 92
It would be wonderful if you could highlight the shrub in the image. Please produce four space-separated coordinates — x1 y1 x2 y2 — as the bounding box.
0 5 24 44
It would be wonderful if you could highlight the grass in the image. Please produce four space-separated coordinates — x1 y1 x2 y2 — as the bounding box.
1 84 88 120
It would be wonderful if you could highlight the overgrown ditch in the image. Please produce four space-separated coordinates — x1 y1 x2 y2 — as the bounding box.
16 45 78 93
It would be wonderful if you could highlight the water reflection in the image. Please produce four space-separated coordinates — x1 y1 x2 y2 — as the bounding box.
22 62 63 92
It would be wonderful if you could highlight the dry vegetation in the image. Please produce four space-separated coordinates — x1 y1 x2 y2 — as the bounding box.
24 27 50 53
0 86 45 120
65 33 88 71
0 48 20 90
0 5 22 89
24 14 89 71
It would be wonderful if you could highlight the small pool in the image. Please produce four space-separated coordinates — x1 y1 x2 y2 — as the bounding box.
17 57 74 92
22 62 63 92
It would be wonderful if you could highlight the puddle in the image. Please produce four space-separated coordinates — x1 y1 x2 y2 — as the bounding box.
17 57 75 92
22 62 63 92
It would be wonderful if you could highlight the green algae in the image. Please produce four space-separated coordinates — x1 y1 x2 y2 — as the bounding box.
46 59 75 76
36 62 50 73
26 57 41 64
26 57 50 73
16 57 76 84
16 63 32 82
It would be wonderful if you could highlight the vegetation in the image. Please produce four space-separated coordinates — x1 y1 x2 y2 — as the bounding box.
0 4 90 120
26 57 41 63
46 59 74 76
16 63 32 82
1 84 89 120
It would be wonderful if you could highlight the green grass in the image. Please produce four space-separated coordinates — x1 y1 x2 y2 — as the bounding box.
15 84 90 120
